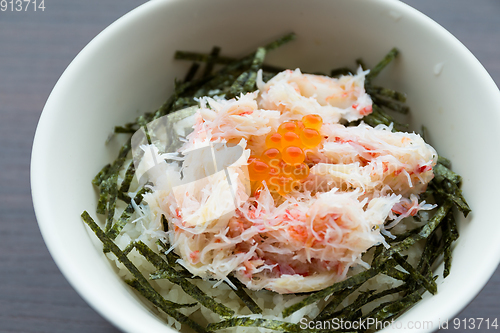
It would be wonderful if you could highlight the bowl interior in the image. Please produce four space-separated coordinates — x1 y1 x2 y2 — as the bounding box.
31 0 500 332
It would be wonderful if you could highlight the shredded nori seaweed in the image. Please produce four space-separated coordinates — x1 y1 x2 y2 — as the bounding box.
282 259 398 318
226 276 263 314
207 318 310 332
81 212 209 333
133 241 235 318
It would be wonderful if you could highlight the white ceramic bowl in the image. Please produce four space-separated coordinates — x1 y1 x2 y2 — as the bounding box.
31 0 500 332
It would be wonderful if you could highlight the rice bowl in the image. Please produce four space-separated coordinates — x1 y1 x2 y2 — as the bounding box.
31 0 500 332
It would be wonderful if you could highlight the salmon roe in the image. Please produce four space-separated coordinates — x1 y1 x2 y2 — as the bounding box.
302 114 323 131
250 114 324 196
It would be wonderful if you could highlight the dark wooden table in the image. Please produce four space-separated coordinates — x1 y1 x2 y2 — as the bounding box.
1 1 498 332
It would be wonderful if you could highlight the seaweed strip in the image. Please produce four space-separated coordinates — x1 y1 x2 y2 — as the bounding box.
126 278 206 332
361 113 386 128
392 253 437 294
415 228 441 282
442 215 458 278
330 67 354 77
184 62 200 83
368 86 407 103
262 32 296 52
356 58 367 70
362 104 408 132
282 259 397 318
433 163 462 184
114 126 137 134
117 191 132 204
81 212 208 333
175 50 284 74
389 225 424 244
421 125 430 142
106 187 149 237
372 96 409 114
202 46 221 78
373 200 452 267
373 105 408 130
152 80 196 119
443 181 470 216
226 276 262 314
227 72 250 98
384 267 410 282
190 33 295 100
442 213 459 277
366 290 422 323
437 155 452 169
156 240 195 277
96 176 113 214
431 181 470 217
226 47 266 99
207 317 317 332
125 279 197 309
315 282 364 321
133 241 235 318
329 289 376 321
362 284 407 309
149 269 195 280
334 285 407 323
366 48 399 82
105 175 118 231
92 163 111 186
118 161 135 194
374 282 408 296
96 139 132 214
175 51 234 64
161 214 169 232
243 47 266 92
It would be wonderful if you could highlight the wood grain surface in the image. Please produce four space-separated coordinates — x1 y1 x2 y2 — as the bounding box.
0 1 498 332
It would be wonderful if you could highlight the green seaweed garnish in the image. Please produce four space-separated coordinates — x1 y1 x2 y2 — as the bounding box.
81 211 208 333
114 126 137 134
442 213 459 277
202 46 221 78
133 241 235 318
366 47 399 82
92 163 110 186
105 175 118 231
118 161 135 194
356 58 367 70
208 318 305 332
315 282 364 321
330 67 354 77
438 155 452 169
184 62 200 83
282 259 398 318
226 276 263 314
433 162 462 184
105 187 149 237
366 290 422 323
372 95 410 114
392 253 437 295
368 85 407 103
384 266 411 282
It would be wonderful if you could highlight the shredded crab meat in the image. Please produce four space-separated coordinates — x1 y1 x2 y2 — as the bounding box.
139 69 437 294
257 67 373 123
308 122 437 197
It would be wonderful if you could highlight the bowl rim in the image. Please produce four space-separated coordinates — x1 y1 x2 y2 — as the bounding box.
31 0 500 332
